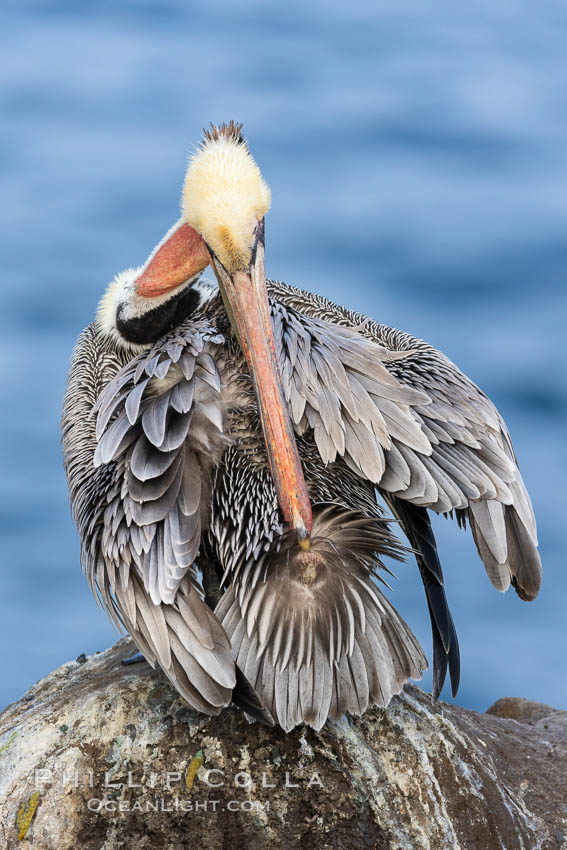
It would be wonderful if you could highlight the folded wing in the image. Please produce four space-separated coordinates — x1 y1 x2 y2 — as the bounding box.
63 322 236 714
269 285 541 604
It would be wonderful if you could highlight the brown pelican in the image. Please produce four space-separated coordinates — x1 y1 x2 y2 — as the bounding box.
62 122 541 732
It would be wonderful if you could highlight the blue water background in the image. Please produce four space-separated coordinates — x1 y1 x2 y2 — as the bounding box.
1 1 566 713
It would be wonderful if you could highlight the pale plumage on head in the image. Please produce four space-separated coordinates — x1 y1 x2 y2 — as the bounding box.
182 122 271 274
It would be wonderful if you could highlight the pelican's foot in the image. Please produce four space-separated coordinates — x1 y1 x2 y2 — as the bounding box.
122 651 146 666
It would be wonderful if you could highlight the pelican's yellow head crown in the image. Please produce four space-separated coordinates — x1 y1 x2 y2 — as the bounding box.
182 122 271 274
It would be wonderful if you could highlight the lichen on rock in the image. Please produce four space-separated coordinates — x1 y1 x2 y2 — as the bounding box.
0 639 566 849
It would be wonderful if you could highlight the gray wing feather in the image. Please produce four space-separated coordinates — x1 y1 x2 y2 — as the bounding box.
93 323 227 607
269 282 542 602
62 322 236 716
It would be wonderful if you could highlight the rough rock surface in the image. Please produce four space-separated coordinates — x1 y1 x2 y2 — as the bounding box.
0 639 566 850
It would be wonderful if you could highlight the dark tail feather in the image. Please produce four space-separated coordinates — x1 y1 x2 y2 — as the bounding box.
385 497 460 700
232 665 275 726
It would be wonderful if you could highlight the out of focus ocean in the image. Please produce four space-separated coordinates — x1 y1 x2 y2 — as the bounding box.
1 0 565 712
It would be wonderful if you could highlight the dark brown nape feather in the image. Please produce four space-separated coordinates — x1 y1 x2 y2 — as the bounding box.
202 121 246 147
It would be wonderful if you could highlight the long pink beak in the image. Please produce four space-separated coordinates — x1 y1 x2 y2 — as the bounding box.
133 219 313 545
134 220 211 297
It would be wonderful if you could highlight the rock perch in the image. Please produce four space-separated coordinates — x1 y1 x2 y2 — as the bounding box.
0 639 566 849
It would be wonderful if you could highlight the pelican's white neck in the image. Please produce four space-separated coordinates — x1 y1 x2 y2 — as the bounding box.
96 266 215 349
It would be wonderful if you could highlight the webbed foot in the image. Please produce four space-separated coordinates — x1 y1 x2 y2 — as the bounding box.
122 651 146 666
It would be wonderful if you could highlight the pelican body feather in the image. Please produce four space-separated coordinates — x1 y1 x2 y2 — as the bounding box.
62 122 540 730
62 273 541 730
